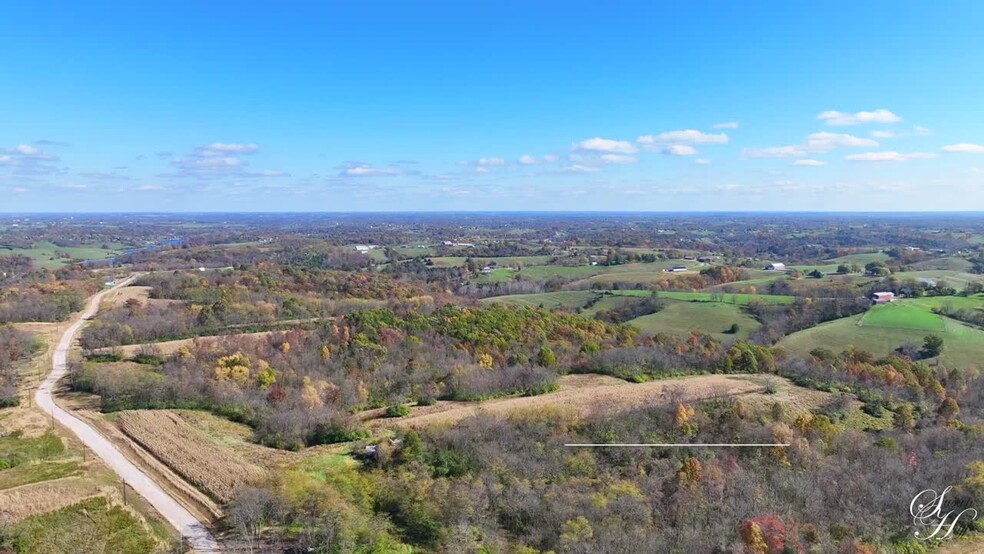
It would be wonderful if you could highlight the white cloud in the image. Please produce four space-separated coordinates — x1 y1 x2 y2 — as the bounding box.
845 151 937 162
913 126 933 136
561 164 600 173
196 142 259 156
600 154 639 164
477 157 506 166
637 129 729 146
741 146 806 159
341 163 403 176
804 132 878 151
661 145 697 156
712 122 739 130
518 155 538 165
0 143 59 174
476 167 490 173
817 109 902 126
869 130 897 139
543 155 559 163
694 158 711 165
575 137 638 154
136 184 164 191
794 159 827 166
942 143 984 154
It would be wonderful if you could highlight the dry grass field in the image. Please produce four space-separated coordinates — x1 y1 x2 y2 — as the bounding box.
92 329 301 358
116 410 268 503
374 373 769 429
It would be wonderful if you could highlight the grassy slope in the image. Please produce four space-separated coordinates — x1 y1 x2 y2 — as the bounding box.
0 241 124 270
7 497 162 554
778 313 984 370
481 289 794 309
627 300 762 341
859 303 945 332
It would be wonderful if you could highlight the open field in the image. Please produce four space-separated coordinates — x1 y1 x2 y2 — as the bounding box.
827 252 890 265
778 313 984 370
893 269 983 289
0 475 111 522
429 255 554 268
628 300 762 340
859 302 946 331
480 289 793 307
475 260 700 284
376 373 765 429
374 373 882 431
4 497 166 554
116 410 267 503
905 294 984 311
90 328 309 358
0 241 126 270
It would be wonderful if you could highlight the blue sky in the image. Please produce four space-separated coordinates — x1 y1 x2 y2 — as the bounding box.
2 1 983 212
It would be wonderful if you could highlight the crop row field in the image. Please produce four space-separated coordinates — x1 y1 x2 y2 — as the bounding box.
116 410 267 503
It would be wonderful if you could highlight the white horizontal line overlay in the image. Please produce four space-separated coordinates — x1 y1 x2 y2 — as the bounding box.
564 443 790 447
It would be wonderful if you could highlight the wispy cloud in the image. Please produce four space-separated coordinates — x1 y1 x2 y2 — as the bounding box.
942 143 984 154
600 154 639 164
661 145 697 156
793 159 827 166
195 142 259 156
846 151 936 162
575 137 638 154
163 142 286 179
804 132 878 151
712 122 739 130
637 129 729 146
742 146 806 159
339 162 407 177
0 143 60 175
817 109 902 126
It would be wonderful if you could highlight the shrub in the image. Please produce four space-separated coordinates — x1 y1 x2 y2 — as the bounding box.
385 404 411 418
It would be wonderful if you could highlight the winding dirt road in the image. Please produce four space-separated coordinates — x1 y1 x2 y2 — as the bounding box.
34 279 220 552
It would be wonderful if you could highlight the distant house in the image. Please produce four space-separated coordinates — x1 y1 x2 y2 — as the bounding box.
697 256 713 263
870 292 895 304
765 262 786 271
354 244 377 253
683 255 697 261
664 265 688 273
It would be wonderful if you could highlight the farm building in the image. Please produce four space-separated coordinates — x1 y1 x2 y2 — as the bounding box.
765 262 786 271
664 265 688 273
870 292 895 304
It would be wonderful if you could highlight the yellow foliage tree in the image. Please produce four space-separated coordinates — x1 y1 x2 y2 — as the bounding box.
478 352 494 370
214 352 251 386
300 376 323 410
256 360 277 389
560 516 593 545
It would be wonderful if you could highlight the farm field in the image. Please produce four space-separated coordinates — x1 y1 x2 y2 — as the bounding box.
827 252 890 265
859 302 946 332
378 373 766 429
627 300 762 340
116 410 268 503
778 312 984 370
893 269 983 288
475 260 699 284
429 255 554 268
481 289 794 311
0 241 126 269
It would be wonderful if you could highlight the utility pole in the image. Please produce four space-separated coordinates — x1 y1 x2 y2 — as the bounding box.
123 480 127 505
